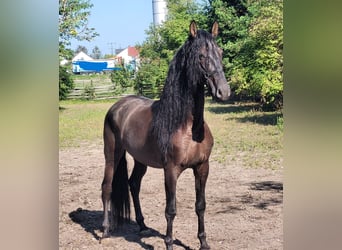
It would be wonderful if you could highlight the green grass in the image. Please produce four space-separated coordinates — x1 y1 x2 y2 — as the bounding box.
205 100 283 169
59 99 283 169
59 99 117 147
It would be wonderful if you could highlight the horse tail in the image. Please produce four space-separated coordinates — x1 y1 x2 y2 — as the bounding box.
111 152 130 227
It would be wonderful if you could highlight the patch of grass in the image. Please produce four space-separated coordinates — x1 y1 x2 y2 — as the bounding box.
276 116 284 131
59 99 117 147
205 101 283 169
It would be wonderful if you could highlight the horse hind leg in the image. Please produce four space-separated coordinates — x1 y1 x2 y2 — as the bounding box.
129 159 148 232
101 122 123 239
101 157 114 238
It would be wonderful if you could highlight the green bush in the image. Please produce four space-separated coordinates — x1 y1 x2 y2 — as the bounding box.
110 67 134 93
133 59 167 98
59 65 74 100
83 80 96 100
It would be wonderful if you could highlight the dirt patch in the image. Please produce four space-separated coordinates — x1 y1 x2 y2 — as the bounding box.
59 143 283 249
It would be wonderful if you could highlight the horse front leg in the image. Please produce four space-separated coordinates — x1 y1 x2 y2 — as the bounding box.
163 165 180 250
193 161 210 250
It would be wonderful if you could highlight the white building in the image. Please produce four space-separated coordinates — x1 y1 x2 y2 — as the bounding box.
72 51 93 62
115 46 139 70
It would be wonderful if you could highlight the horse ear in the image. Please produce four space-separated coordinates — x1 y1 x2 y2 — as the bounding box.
190 20 197 38
212 21 219 38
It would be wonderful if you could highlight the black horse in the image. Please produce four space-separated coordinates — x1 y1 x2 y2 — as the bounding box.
101 21 230 250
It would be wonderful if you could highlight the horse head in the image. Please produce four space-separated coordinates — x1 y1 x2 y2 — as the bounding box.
190 21 231 101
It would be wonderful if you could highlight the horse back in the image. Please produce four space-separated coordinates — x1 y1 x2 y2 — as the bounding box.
105 95 164 168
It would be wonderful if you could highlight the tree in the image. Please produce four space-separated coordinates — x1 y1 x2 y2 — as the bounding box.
110 60 134 94
59 0 99 59
59 0 98 100
134 0 203 98
91 46 102 59
135 0 283 109
75 45 88 55
205 0 283 109
230 0 283 108
205 0 250 76
134 58 168 98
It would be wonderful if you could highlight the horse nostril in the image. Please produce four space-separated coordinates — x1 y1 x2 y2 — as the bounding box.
216 88 222 98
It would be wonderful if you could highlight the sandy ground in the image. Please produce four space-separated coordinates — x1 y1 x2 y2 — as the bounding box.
59 142 283 249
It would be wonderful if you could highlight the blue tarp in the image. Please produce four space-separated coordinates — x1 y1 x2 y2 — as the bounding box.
72 61 121 74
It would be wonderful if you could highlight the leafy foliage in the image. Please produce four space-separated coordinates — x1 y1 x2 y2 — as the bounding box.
59 0 99 100
134 58 168 98
231 0 283 109
59 0 99 59
59 65 74 100
60 0 283 109
110 66 134 93
134 0 204 98
135 0 283 109
206 0 283 109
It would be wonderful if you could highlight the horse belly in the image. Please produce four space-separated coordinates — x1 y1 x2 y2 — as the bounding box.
121 114 163 168
123 130 163 168
126 145 163 168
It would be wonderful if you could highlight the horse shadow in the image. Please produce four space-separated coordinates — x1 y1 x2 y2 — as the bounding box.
69 208 194 249
206 101 259 114
231 113 281 126
206 100 282 126
240 181 283 209
214 181 283 214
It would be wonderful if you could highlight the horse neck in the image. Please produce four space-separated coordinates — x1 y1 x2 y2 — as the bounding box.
159 66 206 142
151 47 206 161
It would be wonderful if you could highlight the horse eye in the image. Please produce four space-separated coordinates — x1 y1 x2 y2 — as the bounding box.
199 54 205 60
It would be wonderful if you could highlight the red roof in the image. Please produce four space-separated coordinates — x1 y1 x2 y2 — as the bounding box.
128 46 139 57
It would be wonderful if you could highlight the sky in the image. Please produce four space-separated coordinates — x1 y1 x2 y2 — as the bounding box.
70 0 154 55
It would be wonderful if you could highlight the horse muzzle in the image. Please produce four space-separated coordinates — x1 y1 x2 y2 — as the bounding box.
207 76 230 101
215 82 230 101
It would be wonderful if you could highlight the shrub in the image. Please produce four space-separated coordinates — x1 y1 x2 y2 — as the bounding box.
59 65 74 100
83 80 96 100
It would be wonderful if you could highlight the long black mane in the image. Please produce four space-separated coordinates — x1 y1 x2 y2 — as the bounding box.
151 30 215 161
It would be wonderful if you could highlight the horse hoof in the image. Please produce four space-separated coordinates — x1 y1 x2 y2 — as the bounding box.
100 237 113 246
200 246 210 250
100 231 110 241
